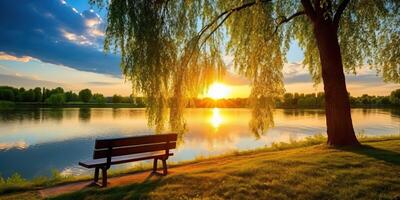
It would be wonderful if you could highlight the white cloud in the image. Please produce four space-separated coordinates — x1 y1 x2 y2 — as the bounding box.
85 18 101 27
0 52 35 63
72 7 78 14
60 29 93 46
0 141 28 150
283 62 307 77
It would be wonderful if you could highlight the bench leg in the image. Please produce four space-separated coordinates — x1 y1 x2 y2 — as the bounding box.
162 159 168 175
94 167 99 182
102 167 108 187
153 158 158 173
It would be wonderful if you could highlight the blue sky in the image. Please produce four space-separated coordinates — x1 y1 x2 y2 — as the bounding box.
0 0 397 96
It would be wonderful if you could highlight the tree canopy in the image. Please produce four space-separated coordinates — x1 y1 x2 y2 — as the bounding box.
92 0 399 135
79 89 93 103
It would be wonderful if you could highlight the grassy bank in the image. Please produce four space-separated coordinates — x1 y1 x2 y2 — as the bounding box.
0 134 329 195
0 135 399 199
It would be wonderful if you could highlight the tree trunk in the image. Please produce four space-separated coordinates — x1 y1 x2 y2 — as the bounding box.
313 20 359 146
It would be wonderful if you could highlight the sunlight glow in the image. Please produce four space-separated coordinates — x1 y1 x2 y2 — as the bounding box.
207 83 231 99
210 108 223 129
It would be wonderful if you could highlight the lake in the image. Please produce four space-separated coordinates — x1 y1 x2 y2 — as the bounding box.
0 108 399 179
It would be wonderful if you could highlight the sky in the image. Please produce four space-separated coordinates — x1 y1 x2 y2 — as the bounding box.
0 0 397 97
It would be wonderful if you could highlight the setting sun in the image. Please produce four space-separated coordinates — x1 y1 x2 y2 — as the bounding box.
207 83 231 99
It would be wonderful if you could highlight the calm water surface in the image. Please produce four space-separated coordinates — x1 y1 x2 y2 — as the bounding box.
0 108 399 179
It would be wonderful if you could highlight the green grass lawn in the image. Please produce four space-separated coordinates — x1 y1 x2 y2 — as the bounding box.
1 137 399 200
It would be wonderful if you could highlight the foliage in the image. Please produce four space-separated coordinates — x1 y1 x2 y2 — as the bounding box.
277 92 325 108
52 87 64 94
191 91 398 108
133 97 146 107
0 86 145 106
65 91 80 102
46 93 66 105
33 87 42 102
78 89 92 103
20 89 35 102
112 94 124 103
1 85 398 108
91 93 106 104
390 89 400 105
0 170 83 195
92 0 400 135
111 94 132 103
3 173 27 185
0 88 15 101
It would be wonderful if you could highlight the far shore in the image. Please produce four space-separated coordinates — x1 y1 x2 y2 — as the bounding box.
1 101 398 109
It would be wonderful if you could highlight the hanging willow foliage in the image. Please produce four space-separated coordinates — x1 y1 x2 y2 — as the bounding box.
91 0 399 136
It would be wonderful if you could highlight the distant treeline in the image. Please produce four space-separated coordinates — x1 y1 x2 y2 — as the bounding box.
191 89 400 108
0 86 399 108
0 86 145 106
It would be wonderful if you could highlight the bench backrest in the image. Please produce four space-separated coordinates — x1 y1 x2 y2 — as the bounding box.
93 133 178 159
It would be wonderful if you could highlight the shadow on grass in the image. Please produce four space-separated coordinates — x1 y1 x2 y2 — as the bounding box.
50 173 167 200
341 145 400 166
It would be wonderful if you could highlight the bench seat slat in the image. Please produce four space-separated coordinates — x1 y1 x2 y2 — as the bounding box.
79 151 173 168
93 142 176 159
95 133 178 149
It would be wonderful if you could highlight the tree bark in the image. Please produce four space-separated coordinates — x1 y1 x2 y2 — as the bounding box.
313 20 359 146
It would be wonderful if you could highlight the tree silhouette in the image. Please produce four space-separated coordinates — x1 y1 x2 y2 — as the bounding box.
79 89 92 103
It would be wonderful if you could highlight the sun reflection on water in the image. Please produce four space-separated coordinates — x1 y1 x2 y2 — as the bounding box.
210 108 223 129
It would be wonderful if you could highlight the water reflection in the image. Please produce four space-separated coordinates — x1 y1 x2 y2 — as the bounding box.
210 108 223 129
0 108 398 179
79 108 91 123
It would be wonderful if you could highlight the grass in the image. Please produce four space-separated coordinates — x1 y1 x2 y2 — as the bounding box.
1 135 399 199
0 165 155 195
0 170 87 194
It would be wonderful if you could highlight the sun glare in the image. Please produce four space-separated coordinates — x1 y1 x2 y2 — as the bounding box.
210 108 223 129
207 83 230 99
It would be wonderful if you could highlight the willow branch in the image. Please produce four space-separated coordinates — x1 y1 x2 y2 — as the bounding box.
183 0 271 67
333 0 350 29
199 11 232 48
273 11 305 34
197 0 271 40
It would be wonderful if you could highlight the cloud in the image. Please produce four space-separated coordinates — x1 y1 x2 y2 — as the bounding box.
86 81 119 86
281 62 392 85
283 62 306 77
0 52 35 63
281 62 398 96
0 73 64 88
219 58 396 97
222 71 250 86
0 141 28 150
284 74 312 84
0 0 120 76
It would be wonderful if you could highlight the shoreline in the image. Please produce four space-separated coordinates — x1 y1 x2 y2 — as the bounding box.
1 101 398 109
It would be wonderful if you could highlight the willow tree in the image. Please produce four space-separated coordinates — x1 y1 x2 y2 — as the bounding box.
92 0 399 146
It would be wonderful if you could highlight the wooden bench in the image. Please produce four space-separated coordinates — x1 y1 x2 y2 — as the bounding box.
79 133 177 187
